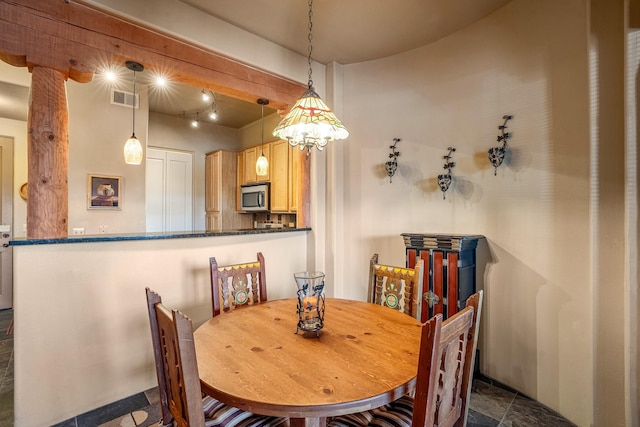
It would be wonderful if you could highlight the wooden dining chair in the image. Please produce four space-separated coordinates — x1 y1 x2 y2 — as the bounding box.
369 253 424 320
209 252 268 317
328 290 483 427
145 288 287 427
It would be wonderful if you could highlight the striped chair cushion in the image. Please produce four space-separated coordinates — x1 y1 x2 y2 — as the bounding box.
202 395 288 427
327 395 414 427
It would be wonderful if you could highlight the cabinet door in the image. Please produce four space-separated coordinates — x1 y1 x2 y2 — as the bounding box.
270 140 289 212
206 212 221 231
205 151 221 212
288 146 299 212
236 151 244 211
244 147 257 184
244 144 271 184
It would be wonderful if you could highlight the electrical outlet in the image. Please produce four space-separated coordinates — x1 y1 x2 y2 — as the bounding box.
99 225 107 234
72 227 85 235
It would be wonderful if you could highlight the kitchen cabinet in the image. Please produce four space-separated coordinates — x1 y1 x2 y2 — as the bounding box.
236 150 244 211
289 147 300 212
242 144 270 184
270 139 289 212
206 150 252 231
402 233 484 322
237 140 297 214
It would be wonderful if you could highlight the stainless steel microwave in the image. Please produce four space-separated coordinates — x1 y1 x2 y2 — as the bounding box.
240 183 269 211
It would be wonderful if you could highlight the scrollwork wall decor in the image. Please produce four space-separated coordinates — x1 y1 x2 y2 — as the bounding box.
437 147 456 199
488 114 513 175
385 138 401 183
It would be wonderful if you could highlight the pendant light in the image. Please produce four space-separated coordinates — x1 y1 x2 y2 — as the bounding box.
123 61 144 165
272 0 349 154
256 98 269 176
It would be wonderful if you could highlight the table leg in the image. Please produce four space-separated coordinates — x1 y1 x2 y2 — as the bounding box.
290 417 327 427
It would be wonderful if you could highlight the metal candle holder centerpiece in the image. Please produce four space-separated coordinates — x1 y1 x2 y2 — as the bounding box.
488 114 513 175
294 271 326 337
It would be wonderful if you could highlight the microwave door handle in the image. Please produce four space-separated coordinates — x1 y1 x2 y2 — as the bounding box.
259 191 264 207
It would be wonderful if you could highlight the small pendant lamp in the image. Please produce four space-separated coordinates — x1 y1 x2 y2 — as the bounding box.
256 98 269 176
272 0 349 154
123 60 144 165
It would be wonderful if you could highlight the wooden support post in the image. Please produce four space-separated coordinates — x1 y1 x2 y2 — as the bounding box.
27 66 69 238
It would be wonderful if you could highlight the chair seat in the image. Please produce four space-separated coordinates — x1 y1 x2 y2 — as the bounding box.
327 395 413 427
203 395 288 427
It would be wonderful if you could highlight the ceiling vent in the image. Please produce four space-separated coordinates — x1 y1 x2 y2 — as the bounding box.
111 89 138 109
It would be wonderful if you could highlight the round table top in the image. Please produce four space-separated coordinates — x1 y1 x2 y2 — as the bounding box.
194 298 422 419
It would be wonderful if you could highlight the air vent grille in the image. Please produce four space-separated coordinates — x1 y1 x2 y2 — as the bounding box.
111 89 138 109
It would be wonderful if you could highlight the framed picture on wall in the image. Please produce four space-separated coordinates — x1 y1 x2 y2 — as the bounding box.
87 174 122 210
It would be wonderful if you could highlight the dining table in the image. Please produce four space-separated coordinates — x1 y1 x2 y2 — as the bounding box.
193 298 423 427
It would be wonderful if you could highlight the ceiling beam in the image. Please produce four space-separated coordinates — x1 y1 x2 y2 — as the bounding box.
0 0 305 112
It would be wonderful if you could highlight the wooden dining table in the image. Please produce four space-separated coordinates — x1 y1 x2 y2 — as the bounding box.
193 298 423 427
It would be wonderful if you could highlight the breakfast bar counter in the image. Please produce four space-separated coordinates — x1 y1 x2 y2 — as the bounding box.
9 226 310 246
11 227 310 426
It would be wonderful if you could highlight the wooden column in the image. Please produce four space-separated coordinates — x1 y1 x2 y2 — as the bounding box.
27 66 69 238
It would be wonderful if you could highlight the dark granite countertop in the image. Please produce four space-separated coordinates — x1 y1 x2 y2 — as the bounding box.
9 227 311 246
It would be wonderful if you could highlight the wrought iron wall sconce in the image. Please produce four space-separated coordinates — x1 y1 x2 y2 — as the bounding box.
385 138 401 183
488 114 513 175
437 147 456 199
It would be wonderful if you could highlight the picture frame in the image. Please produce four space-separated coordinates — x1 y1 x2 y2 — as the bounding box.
87 174 122 210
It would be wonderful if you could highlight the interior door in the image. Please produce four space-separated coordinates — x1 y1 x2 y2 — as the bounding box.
0 136 14 309
146 147 193 232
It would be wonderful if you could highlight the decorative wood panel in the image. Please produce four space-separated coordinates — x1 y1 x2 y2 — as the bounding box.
404 234 484 322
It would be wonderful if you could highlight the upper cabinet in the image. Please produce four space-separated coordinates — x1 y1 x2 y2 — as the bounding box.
289 147 300 213
270 140 290 212
237 140 298 214
242 144 271 184
206 150 252 231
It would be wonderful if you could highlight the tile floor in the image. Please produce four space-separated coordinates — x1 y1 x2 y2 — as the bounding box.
0 309 577 427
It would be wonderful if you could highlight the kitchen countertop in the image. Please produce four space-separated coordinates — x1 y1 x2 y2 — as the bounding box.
9 227 310 246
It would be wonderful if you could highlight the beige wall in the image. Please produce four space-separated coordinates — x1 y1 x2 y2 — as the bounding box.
13 232 308 426
0 118 27 237
338 0 594 425
67 79 149 234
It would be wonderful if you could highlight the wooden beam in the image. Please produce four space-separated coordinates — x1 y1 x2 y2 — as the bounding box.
27 66 69 239
0 0 305 111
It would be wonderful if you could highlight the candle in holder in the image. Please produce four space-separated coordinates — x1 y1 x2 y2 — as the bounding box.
294 271 326 337
302 295 316 310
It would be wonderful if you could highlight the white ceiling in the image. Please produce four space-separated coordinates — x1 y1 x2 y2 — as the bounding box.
180 0 512 65
0 0 512 128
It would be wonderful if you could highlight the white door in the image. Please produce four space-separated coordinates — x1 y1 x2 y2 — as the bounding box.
0 137 13 309
146 148 193 232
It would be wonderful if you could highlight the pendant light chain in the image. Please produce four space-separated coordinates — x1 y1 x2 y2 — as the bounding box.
261 102 265 155
307 0 313 89
131 68 137 138
271 0 349 151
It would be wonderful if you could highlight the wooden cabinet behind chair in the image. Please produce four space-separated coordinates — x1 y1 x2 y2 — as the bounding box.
206 150 252 231
402 233 484 322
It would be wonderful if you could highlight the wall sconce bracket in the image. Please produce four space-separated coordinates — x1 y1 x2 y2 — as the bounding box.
488 114 513 175
437 147 456 199
385 138 401 183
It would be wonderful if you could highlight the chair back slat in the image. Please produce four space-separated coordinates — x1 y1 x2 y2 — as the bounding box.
433 291 482 427
368 253 424 319
210 252 268 317
146 288 206 427
410 314 442 427
327 291 482 427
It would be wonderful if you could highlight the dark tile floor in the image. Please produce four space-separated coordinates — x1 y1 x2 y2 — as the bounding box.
0 309 577 427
